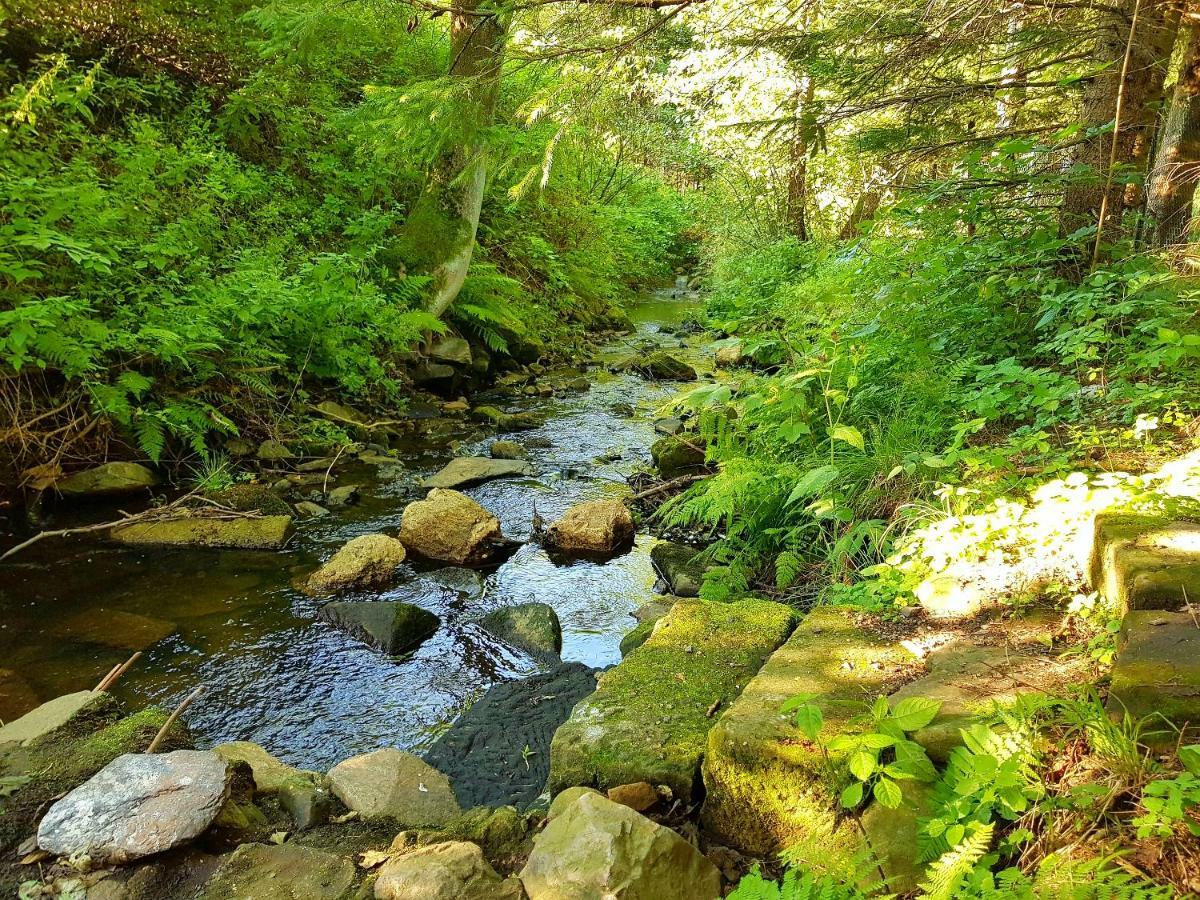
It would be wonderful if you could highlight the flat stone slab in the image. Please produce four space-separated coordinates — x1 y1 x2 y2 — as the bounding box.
111 515 294 550
199 842 355 900
424 663 597 809
700 607 912 856
1109 610 1200 738
56 462 159 497
549 599 796 800
422 458 534 490
319 601 439 655
888 643 1091 762
38 750 230 862
327 748 460 825
212 741 311 795
52 608 177 651
0 690 106 747
1090 512 1200 615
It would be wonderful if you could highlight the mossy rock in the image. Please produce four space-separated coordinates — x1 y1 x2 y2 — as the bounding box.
55 462 159 498
649 541 708 597
619 620 657 657
480 603 562 658
0 702 190 883
208 484 293 517
548 599 796 800
111 514 294 550
412 805 531 874
197 842 356 900
700 606 911 857
650 436 706 479
1089 512 1200 617
1109 609 1200 741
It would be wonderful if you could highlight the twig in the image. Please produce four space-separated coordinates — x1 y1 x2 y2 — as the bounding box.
95 652 142 692
323 443 350 495
631 473 709 501
147 686 203 753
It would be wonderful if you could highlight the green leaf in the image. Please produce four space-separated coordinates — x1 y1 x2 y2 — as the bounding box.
786 465 840 505
890 697 942 732
829 424 865 451
792 704 824 741
849 750 876 781
840 781 865 808
1180 744 1200 775
873 777 903 808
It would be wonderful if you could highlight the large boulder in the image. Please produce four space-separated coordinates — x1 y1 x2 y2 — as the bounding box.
374 841 522 900
425 663 597 810
327 748 460 825
319 601 440 655
37 750 229 862
650 436 706 479
429 336 474 367
650 541 708 597
304 534 408 595
399 489 507 565
520 792 721 900
549 599 795 799
546 500 634 556
198 842 355 900
615 352 698 382
422 458 534 490
110 514 294 550
55 462 158 498
480 603 562 658
0 690 107 748
1108 609 1200 740
700 607 911 857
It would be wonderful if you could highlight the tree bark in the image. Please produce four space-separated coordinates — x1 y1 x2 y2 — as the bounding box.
838 189 880 239
401 0 508 318
1148 14 1200 244
784 75 815 241
1059 0 1180 242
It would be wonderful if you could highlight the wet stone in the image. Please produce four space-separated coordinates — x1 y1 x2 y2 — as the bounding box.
399 489 507 565
110 514 294 550
480 602 562 658
319 601 440 655
327 748 460 825
424 663 598 810
198 842 355 900
304 533 408 595
55 462 159 498
422 457 534 490
52 608 177 652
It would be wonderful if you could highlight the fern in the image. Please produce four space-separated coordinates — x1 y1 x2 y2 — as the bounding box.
728 865 871 900
918 822 994 900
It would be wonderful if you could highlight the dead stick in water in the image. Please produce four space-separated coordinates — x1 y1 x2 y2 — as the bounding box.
147 686 203 753
95 651 142 692
631 473 708 501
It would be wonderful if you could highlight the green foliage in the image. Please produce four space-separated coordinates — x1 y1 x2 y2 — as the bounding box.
829 695 941 810
727 865 870 900
1132 745 1200 839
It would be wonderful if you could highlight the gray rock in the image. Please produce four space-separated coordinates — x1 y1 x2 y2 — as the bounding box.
55 462 158 498
278 775 334 830
199 842 354 900
520 792 721 900
295 501 331 518
411 362 457 384
211 741 309 795
326 484 361 507
480 603 562 658
653 418 684 436
374 841 522 900
319 601 440 655
427 567 487 599
327 748 460 824
649 541 708 597
422 457 534 490
490 440 527 460
429 336 473 366
0 690 106 747
37 750 230 862
305 534 407 595
257 439 294 461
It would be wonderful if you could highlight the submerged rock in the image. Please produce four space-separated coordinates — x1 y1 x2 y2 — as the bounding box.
520 792 721 900
650 435 706 478
546 500 634 556
425 663 598 810
52 608 177 651
110 514 294 550
549 599 796 799
649 541 708 597
319 601 440 655
422 457 534 490
374 841 521 900
305 533 408 595
327 748 460 825
480 602 562 657
199 842 355 900
37 750 229 862
54 462 158 498
490 440 526 460
295 500 331 518
399 489 507 565
0 668 38 723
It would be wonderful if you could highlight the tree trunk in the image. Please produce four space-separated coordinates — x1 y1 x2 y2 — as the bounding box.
1059 0 1180 241
784 75 814 241
838 189 880 239
1148 15 1200 244
401 0 508 318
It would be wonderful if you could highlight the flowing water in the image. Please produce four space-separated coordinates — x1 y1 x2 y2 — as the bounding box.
0 295 703 770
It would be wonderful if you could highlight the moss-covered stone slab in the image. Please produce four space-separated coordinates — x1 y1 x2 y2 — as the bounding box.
887 643 1090 762
1089 512 1200 616
55 461 159 497
111 514 294 550
700 607 911 856
1109 610 1200 738
421 458 534 490
198 842 355 900
548 599 796 800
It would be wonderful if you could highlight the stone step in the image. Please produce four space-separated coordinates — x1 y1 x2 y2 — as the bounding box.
1108 609 1200 740
548 599 796 800
699 606 911 857
1089 511 1200 616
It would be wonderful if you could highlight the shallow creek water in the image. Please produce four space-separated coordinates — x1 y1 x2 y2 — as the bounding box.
0 295 704 770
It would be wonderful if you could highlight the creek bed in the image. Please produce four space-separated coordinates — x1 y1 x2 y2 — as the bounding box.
0 295 705 771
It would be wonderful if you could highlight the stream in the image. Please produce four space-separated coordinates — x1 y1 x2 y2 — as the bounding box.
0 294 705 772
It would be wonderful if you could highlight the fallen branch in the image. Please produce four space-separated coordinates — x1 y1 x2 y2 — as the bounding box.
631 473 709 501
147 685 203 753
95 651 142 692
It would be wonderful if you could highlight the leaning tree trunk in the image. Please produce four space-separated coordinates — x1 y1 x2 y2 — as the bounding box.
1148 14 1200 245
1059 0 1180 242
403 0 508 318
784 75 815 241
